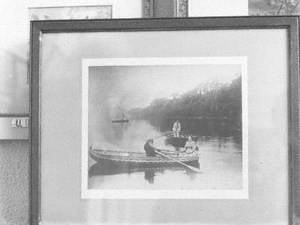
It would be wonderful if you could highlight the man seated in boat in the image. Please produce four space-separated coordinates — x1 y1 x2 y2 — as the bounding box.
144 139 157 157
172 120 181 137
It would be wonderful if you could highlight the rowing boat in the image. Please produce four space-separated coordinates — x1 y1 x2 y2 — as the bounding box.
89 148 199 168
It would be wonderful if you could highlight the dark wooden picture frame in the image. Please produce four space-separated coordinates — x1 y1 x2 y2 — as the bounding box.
30 16 299 225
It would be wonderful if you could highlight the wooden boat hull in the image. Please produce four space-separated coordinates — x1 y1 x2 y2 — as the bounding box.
89 148 199 168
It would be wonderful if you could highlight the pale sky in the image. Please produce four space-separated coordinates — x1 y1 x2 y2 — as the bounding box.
89 64 241 111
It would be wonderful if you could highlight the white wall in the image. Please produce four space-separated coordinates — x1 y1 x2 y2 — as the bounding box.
189 0 248 17
0 0 29 114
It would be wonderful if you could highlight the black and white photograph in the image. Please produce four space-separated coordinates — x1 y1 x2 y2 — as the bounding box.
81 57 248 199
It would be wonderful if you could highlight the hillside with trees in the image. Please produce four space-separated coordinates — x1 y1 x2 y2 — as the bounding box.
129 76 242 137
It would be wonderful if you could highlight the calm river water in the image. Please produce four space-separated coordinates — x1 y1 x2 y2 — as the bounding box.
88 120 242 190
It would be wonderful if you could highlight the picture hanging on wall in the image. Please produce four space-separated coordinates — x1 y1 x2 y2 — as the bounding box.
30 17 299 225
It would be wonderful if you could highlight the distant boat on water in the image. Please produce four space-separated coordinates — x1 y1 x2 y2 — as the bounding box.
111 109 129 123
112 119 129 123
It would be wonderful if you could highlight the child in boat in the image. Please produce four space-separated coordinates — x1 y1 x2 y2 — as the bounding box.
144 139 157 156
184 136 196 152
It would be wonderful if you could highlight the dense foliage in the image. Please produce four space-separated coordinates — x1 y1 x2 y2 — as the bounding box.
129 76 242 136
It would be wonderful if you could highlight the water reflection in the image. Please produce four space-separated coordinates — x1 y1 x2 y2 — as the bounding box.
89 160 200 184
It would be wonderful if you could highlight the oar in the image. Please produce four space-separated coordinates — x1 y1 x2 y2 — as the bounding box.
154 150 201 173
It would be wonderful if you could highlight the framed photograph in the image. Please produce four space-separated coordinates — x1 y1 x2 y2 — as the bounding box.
30 17 299 225
82 56 248 199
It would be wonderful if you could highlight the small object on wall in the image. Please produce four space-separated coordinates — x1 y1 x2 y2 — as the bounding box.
11 118 28 128
0 115 29 140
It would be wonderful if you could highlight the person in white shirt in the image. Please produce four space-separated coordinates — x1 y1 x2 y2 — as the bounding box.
172 120 181 137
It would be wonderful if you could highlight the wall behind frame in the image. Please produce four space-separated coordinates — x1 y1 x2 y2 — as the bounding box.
3 1 300 225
